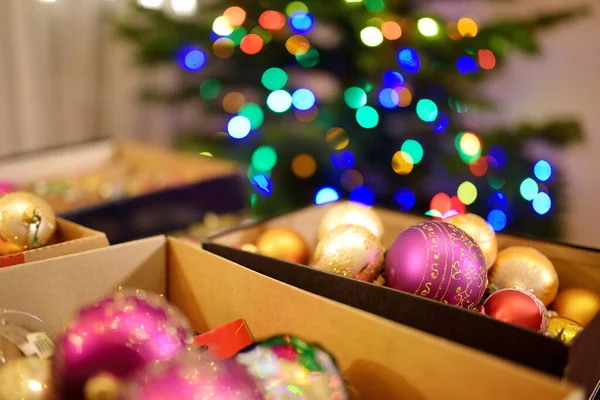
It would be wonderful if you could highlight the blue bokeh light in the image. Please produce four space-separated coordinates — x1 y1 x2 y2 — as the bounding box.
350 186 374 206
227 115 251 139
292 88 316 111
487 209 507 231
532 192 552 215
398 48 420 74
429 111 449 134
456 56 478 75
378 88 400 109
315 187 340 205
488 145 507 167
395 187 416 211
290 11 314 34
331 150 355 168
534 160 552 182
179 47 207 71
488 191 507 209
251 174 272 196
383 71 405 88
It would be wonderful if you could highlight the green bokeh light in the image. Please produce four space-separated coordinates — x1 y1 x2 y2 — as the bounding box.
296 47 320 68
239 103 264 129
416 99 438 122
199 79 221 100
228 27 247 45
401 139 424 164
344 87 367 109
262 68 288 91
356 106 379 129
251 146 278 172
286 1 308 16
520 178 539 201
365 0 385 12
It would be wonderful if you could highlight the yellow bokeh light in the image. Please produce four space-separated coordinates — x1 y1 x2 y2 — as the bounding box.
417 17 439 37
199 152 213 157
326 127 349 150
460 132 481 156
222 92 246 113
457 181 478 205
392 151 414 175
360 27 384 47
213 38 235 58
286 35 310 56
213 16 234 36
397 87 412 107
295 106 319 123
457 18 478 37
291 153 317 178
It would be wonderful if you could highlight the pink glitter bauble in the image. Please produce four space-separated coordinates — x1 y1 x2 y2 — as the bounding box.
52 290 194 399
385 221 487 309
121 351 263 400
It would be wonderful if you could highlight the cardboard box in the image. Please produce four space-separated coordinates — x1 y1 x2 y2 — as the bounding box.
0 217 108 268
0 140 246 243
0 237 584 399
205 204 600 397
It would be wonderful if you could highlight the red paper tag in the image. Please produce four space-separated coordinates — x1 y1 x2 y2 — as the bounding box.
0 253 26 268
194 319 254 359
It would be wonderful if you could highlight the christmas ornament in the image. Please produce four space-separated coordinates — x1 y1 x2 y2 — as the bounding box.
546 316 583 344
0 192 57 255
482 288 549 332
489 247 558 306
444 213 498 270
0 182 15 195
235 335 350 400
255 227 309 264
0 358 52 400
240 243 259 253
385 221 487 309
312 224 385 282
122 351 262 400
551 287 600 327
317 201 384 241
52 290 194 399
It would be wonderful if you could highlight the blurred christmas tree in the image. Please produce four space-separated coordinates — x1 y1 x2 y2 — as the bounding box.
115 0 586 239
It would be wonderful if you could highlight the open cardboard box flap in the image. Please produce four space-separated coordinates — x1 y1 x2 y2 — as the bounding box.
0 236 583 400
207 203 600 397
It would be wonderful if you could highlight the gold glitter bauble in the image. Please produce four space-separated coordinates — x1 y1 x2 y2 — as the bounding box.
256 228 309 264
445 213 497 270
489 246 558 306
312 224 385 282
546 316 583 344
551 287 600 327
317 201 383 242
0 358 52 400
0 192 57 255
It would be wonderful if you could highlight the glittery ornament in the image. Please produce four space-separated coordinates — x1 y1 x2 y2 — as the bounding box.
489 247 558 306
256 227 309 264
482 288 549 332
551 287 600 327
52 290 194 399
235 335 350 400
444 213 497 270
0 182 15 196
0 358 52 400
0 192 57 255
385 221 487 309
546 316 583 344
122 351 262 400
317 201 384 241
312 224 385 282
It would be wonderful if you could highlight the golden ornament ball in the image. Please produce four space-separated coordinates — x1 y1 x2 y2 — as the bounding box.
551 287 600 327
444 213 498 270
489 246 558 306
317 201 383 242
255 227 309 264
0 192 57 256
0 358 52 400
546 316 583 345
312 224 385 283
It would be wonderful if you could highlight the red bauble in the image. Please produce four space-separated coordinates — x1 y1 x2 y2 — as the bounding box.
482 288 549 332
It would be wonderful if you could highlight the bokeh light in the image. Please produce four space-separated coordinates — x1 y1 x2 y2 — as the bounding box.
429 111 449 134
378 88 400 108
488 191 507 209
292 88 316 111
315 187 339 205
397 87 412 107
469 156 488 176
401 139 424 164
398 48 420 73
350 186 374 206
457 181 477 205
223 6 246 26
356 106 379 128
448 97 468 113
534 160 552 181
457 17 478 37
416 99 438 122
382 21 402 40
251 26 273 43
296 47 320 67
222 92 246 113
520 178 539 201
261 68 288 90
395 187 416 211
290 11 314 34
331 150 355 168
430 192 451 217
487 209 507 231
364 0 385 12
391 151 414 175
267 90 292 113
199 79 221 100
457 56 478 74
285 1 308 16
180 48 206 71
532 192 552 215
295 106 319 122
239 103 264 129
286 35 310 56
213 38 235 58
360 27 384 47
259 10 286 30
326 127 349 150
478 49 496 70
251 173 272 196
418 17 439 37
344 87 367 109
227 115 251 139
341 169 364 192
488 145 506 166
459 132 481 156
240 34 264 54
383 71 405 88
291 153 317 178
252 146 278 171
213 16 234 36
228 27 247 45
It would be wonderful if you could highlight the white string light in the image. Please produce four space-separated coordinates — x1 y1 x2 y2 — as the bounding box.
38 0 57 3
170 0 197 16
138 0 164 9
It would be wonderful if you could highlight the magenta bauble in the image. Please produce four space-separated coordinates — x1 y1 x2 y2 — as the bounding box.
385 221 487 309
121 351 263 400
52 290 194 399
